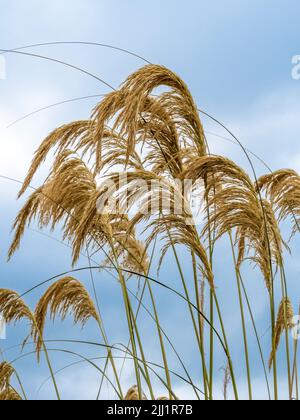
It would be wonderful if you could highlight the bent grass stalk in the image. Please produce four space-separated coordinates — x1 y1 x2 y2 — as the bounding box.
109 241 146 399
204 183 215 401
4 61 300 400
229 232 252 400
119 238 174 400
126 282 202 400
31 317 61 400
109 239 159 400
10 343 195 400
212 290 239 400
292 306 300 400
199 109 280 400
86 250 124 400
168 236 209 396
192 251 209 400
190 210 238 400
238 273 271 400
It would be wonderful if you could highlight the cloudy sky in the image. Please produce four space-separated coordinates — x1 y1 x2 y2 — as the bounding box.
0 0 300 400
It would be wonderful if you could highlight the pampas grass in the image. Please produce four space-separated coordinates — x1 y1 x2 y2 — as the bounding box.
0 362 24 401
125 385 147 401
0 362 15 390
0 290 33 326
269 298 294 369
33 277 99 358
0 388 22 401
3 64 299 400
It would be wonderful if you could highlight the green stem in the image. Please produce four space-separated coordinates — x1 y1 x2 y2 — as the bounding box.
129 309 156 400
229 232 252 400
86 250 123 400
111 245 155 399
117 240 162 400
96 318 123 399
169 239 209 395
33 318 61 400
269 288 278 400
204 177 215 400
296 367 299 400
127 282 201 400
192 251 209 400
292 310 299 400
212 291 239 400
146 282 173 399
238 272 271 400
13 369 28 401
109 242 143 399
209 290 214 399
143 240 173 399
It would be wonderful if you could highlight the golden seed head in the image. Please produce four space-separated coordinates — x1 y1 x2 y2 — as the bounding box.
0 362 15 390
269 298 295 369
0 289 33 325
33 277 99 359
0 388 22 401
124 386 147 401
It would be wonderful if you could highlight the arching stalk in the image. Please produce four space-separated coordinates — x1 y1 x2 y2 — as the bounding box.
108 242 144 399
31 317 61 400
229 232 252 400
168 236 210 396
192 251 209 400
292 306 300 400
212 291 239 400
238 273 271 400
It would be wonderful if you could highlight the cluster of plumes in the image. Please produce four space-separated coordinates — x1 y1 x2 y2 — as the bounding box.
0 279 101 400
0 277 99 367
9 149 148 275
5 63 300 400
10 64 300 293
258 169 300 237
91 64 207 172
33 277 100 359
9 64 213 286
14 64 207 188
269 298 295 369
99 169 214 286
0 362 22 401
0 290 36 340
184 156 285 292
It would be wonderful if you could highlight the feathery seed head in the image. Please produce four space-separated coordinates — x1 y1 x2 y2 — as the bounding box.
0 388 22 401
269 298 294 369
0 362 15 390
258 169 300 238
33 277 99 359
124 385 147 401
0 289 33 326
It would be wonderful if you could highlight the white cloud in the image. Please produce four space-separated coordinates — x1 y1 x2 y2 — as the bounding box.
0 88 61 195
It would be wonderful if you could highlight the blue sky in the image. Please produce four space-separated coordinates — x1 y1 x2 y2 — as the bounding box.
0 0 300 400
